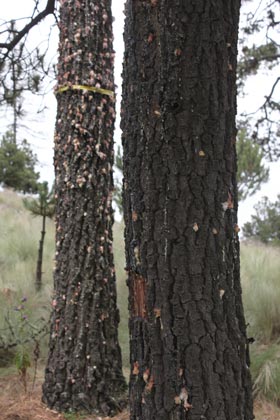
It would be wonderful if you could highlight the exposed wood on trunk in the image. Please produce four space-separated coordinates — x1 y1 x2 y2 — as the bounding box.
131 273 147 319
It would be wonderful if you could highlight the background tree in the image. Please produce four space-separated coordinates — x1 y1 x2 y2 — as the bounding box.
237 127 269 200
122 1 253 419
0 2 57 144
0 131 39 193
238 0 280 159
42 0 126 414
23 182 55 291
243 195 280 245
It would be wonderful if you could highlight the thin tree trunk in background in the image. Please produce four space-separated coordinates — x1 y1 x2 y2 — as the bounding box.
35 213 46 292
42 0 126 414
11 57 17 144
122 1 254 419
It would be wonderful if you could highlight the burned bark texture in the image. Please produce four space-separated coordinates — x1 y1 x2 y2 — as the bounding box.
121 1 254 419
42 0 126 414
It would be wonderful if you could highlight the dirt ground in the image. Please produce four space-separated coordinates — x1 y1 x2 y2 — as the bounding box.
0 372 129 420
0 372 279 420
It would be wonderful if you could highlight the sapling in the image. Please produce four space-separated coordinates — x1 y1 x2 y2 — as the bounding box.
23 182 55 291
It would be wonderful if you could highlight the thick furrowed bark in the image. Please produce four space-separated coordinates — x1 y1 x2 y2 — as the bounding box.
42 0 126 414
122 1 253 419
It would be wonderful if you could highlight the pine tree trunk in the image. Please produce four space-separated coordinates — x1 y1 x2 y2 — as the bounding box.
35 213 46 292
42 0 126 414
121 1 254 419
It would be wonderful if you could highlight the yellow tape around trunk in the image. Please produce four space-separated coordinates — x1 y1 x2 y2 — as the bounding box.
55 84 114 97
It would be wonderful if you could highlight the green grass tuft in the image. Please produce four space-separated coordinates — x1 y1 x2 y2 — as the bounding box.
241 243 280 342
250 344 280 405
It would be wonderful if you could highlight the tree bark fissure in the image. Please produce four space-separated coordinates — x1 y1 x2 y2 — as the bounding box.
122 1 253 419
42 0 126 414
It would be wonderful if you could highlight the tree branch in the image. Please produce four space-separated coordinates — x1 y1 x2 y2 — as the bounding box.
243 76 280 118
263 76 280 106
0 0 56 54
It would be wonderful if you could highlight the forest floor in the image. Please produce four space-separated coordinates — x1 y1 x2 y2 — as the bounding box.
0 369 129 420
0 370 279 420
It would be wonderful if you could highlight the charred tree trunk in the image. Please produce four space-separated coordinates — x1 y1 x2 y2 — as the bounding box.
35 213 46 292
42 0 126 414
121 1 254 419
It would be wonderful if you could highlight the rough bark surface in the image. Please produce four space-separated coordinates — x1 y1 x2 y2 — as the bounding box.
42 0 126 414
121 1 254 419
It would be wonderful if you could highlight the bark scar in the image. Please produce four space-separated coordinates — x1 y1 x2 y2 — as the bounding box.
131 272 147 319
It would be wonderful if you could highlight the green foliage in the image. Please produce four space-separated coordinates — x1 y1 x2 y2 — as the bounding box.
14 349 31 372
0 295 48 352
23 182 55 219
0 131 39 193
237 128 269 200
250 344 280 405
14 348 31 392
0 293 46 390
243 195 280 245
64 413 87 420
238 43 279 81
241 244 280 342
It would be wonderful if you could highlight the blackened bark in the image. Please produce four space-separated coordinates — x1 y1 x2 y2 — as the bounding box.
42 0 126 414
35 214 46 292
122 1 254 419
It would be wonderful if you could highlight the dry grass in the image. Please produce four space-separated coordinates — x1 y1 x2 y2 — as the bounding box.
0 374 61 420
0 372 129 420
254 400 280 420
241 243 280 342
